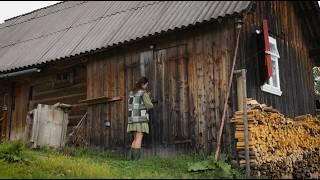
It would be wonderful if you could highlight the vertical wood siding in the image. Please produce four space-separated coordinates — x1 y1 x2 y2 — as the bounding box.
0 82 12 139
86 53 126 152
30 63 88 139
238 1 315 117
0 62 87 141
86 19 237 156
9 82 29 140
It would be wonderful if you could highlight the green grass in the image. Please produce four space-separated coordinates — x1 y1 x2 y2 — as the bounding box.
0 141 245 179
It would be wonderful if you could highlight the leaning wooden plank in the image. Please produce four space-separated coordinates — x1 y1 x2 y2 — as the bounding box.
79 96 122 105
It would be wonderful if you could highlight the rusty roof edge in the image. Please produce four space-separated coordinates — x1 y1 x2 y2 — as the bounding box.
0 1 255 75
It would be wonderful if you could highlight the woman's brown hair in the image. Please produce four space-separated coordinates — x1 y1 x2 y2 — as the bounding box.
132 77 149 94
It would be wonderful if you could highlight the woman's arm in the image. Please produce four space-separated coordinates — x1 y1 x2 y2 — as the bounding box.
143 93 154 110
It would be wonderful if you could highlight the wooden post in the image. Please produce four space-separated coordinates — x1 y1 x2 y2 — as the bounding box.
233 69 250 177
241 69 250 177
237 75 244 111
23 110 34 145
140 52 146 77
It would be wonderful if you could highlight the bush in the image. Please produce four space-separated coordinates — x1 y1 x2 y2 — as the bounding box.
0 140 29 163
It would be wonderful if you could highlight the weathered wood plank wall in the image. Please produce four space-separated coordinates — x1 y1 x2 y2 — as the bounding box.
86 18 237 156
0 82 12 139
29 62 87 137
237 1 315 117
9 82 29 140
86 53 126 152
0 61 87 141
0 92 3 138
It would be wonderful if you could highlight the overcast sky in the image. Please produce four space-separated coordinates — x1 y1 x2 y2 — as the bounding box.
0 1 319 24
0 1 61 23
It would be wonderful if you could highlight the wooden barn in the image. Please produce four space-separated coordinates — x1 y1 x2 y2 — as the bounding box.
0 1 319 158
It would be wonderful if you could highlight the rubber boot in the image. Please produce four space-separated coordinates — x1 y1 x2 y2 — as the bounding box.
129 148 133 161
136 148 141 160
131 148 139 161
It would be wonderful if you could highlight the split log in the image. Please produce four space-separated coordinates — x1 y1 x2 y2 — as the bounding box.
231 98 320 178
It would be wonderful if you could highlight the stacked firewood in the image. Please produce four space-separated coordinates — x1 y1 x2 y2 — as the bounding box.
231 99 320 178
292 149 320 179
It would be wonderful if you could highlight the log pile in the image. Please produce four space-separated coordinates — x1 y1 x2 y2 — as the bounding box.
231 99 320 178
292 149 320 179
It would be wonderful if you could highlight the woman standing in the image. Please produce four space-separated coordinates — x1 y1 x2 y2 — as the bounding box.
127 77 154 160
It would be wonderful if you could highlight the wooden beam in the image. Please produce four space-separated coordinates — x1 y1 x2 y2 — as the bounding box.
51 57 88 70
31 93 86 105
79 96 122 105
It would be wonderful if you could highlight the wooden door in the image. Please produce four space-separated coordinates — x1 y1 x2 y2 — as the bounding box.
124 45 191 156
154 45 191 146
10 82 30 140
0 93 8 140
0 82 14 140
124 50 155 148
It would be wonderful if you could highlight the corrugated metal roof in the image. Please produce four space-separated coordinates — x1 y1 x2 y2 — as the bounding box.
0 1 253 73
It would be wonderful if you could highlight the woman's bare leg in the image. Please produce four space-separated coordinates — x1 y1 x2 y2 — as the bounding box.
135 132 144 148
131 132 137 148
130 132 143 160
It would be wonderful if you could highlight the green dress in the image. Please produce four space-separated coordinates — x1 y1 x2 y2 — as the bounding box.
127 91 154 134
